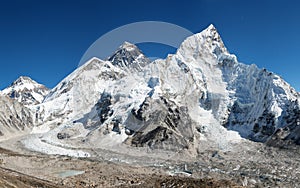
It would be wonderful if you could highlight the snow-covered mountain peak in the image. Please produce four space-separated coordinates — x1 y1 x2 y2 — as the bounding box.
11 76 37 86
207 23 216 30
107 41 150 71
119 41 138 51
2 76 49 105
203 24 218 35
176 24 228 63
200 24 223 44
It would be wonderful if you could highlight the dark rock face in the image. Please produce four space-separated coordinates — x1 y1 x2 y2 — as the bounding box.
107 42 150 71
96 92 113 124
131 97 150 122
112 117 121 134
125 96 194 151
254 111 276 138
131 126 189 150
266 100 300 147
75 91 116 130
225 100 278 142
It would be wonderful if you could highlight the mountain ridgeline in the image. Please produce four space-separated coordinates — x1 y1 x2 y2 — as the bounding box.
0 24 300 155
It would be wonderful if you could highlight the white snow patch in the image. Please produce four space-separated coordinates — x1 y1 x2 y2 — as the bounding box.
22 134 90 158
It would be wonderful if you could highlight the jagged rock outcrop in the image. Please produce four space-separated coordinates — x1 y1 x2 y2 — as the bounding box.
125 96 194 151
266 100 300 147
96 92 113 124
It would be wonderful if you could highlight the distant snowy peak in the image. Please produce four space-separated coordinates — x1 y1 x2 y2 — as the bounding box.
2 76 49 105
11 76 38 87
107 41 150 71
119 41 139 51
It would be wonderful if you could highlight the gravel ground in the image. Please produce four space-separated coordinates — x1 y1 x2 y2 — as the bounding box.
0 137 299 187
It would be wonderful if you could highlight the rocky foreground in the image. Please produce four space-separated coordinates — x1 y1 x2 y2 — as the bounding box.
0 138 299 188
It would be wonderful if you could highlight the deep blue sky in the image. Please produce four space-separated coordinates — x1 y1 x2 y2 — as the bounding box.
0 0 300 90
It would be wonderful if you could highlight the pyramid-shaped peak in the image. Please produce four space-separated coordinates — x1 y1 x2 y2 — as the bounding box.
12 76 37 86
8 76 48 91
119 41 139 52
207 24 217 30
109 41 143 60
2 76 49 105
121 41 134 47
200 24 221 38
16 76 33 81
107 41 150 70
176 24 228 61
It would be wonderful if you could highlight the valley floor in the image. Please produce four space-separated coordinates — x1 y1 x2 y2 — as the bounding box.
0 146 237 188
0 135 299 187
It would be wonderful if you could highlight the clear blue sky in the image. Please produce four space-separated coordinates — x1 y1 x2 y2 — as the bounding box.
0 0 300 90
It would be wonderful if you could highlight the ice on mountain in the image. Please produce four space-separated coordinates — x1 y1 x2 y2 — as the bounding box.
5 24 300 157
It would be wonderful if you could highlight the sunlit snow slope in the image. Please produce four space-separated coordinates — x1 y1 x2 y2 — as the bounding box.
1 24 300 156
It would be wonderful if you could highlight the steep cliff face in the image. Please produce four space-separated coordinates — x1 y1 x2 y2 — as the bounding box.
0 95 33 139
125 96 195 151
173 24 300 144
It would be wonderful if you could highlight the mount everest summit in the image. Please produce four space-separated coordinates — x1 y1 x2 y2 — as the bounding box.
0 24 300 157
